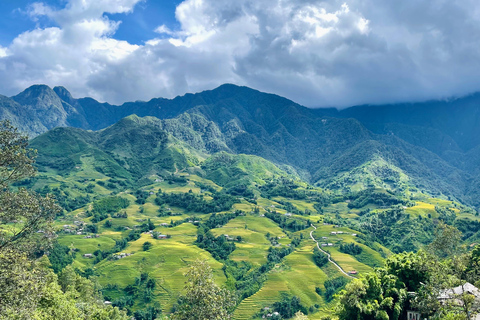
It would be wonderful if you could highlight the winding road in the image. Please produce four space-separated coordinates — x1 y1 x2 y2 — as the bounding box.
309 224 355 279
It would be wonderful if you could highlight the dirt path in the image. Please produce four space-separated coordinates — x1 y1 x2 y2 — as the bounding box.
309 224 355 279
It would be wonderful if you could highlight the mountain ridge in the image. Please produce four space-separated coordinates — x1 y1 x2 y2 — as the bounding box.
4 83 480 208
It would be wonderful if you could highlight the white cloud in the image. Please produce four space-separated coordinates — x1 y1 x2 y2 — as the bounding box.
0 46 7 58
1 0 480 107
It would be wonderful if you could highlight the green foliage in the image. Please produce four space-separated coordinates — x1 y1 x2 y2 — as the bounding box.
324 277 349 301
196 231 236 261
48 242 75 273
0 250 129 320
142 241 152 251
356 208 435 252
171 259 236 320
265 294 308 319
155 190 239 213
336 271 407 320
93 196 130 215
312 247 329 268
265 211 310 232
339 243 363 255
135 189 150 205
346 189 405 209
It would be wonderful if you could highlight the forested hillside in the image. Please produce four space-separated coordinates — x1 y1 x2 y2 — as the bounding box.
2 84 480 319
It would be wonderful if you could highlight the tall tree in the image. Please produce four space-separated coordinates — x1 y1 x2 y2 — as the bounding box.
171 259 236 320
0 121 128 320
0 120 60 256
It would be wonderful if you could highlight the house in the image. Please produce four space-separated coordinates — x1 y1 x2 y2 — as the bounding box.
160 223 169 226
322 237 328 239
330 232 337 235
113 252 132 260
327 243 334 246
285 213 292 216
337 231 344 234
321 243 328 247
83 254 93 258
438 282 480 302
406 310 421 320
352 233 357 237
104 301 112 305
407 283 480 320
83 235 92 239
348 270 358 275
157 234 168 239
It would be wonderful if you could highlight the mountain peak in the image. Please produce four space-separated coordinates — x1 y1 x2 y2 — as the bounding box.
12 84 56 101
53 86 75 104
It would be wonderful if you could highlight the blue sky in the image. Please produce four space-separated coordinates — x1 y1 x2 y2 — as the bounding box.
0 1 179 46
1 0 480 108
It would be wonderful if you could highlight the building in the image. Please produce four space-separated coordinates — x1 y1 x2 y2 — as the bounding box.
83 254 93 258
157 234 168 239
406 310 421 320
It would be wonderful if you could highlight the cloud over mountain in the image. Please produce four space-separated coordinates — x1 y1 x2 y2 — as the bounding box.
1 0 480 107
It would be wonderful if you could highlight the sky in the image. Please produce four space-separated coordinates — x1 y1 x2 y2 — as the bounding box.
0 0 480 108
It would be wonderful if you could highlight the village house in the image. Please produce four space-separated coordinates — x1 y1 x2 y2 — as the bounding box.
83 253 93 258
406 282 480 320
157 234 168 239
113 252 132 260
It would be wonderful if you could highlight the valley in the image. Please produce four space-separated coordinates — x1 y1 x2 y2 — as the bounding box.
3 84 480 319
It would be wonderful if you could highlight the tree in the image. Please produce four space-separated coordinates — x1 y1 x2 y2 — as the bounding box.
427 222 462 259
336 271 407 320
171 259 236 320
0 121 60 256
143 241 152 251
0 121 128 320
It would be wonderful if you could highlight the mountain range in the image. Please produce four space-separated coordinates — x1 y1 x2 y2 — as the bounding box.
2 84 480 208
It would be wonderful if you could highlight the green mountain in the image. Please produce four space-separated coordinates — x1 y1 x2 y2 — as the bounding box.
6 85 480 319
1 83 475 208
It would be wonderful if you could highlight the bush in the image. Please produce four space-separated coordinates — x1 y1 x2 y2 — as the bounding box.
143 242 152 251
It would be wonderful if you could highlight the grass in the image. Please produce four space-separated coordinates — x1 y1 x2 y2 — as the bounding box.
95 230 225 312
234 241 339 320
405 201 438 217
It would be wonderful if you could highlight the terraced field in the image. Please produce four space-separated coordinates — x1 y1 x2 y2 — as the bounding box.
37 164 480 319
